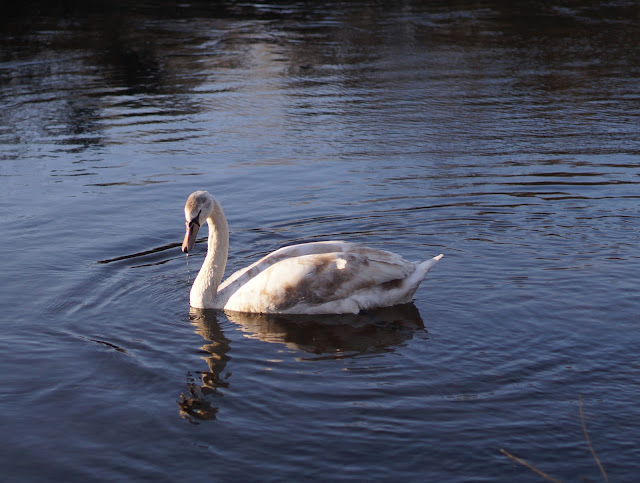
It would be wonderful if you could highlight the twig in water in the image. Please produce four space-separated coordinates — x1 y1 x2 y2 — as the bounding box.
500 449 563 483
579 395 609 483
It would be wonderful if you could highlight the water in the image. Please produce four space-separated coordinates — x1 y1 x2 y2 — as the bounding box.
1 1 639 481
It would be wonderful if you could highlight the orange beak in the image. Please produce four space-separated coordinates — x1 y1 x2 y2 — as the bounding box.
182 221 200 254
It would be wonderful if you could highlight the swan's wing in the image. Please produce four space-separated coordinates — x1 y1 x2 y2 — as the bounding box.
219 244 417 313
218 241 356 293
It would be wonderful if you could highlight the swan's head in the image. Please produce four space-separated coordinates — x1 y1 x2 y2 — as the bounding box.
182 190 215 254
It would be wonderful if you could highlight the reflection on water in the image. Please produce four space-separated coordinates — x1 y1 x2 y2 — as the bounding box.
2 0 640 480
178 309 231 423
182 304 424 421
224 304 424 358
5 0 639 168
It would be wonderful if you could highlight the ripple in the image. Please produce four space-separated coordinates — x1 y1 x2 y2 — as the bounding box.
2 1 640 481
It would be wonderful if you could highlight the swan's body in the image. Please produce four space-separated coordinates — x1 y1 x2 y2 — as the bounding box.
182 190 443 314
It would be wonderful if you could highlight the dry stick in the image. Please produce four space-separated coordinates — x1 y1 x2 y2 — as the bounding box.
499 449 563 483
579 395 610 483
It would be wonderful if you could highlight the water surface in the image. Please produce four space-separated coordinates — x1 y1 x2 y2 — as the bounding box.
1 1 639 481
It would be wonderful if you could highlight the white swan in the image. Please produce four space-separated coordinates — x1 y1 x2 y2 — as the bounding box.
182 190 443 314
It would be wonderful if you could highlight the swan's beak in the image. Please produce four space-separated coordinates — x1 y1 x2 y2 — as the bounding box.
182 222 200 254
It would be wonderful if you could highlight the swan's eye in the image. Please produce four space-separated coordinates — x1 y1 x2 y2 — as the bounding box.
188 209 202 230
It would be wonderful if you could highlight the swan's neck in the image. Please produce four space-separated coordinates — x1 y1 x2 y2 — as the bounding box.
190 201 229 309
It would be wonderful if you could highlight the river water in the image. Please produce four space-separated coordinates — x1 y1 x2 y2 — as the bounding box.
1 1 639 481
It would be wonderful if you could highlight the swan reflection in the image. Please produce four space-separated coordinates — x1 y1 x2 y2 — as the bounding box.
179 304 425 422
224 303 425 358
177 309 231 423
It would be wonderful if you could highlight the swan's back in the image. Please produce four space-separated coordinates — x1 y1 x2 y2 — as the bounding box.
215 241 441 314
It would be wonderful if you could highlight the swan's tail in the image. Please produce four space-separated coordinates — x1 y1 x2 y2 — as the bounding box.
417 254 443 275
408 253 443 285
412 254 443 287
388 254 443 305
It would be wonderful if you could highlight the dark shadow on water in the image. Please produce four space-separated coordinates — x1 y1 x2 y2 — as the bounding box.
179 304 425 422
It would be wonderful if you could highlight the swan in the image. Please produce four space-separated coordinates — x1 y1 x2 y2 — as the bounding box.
181 190 443 314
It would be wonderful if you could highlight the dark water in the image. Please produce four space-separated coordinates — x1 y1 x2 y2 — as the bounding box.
1 1 639 481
